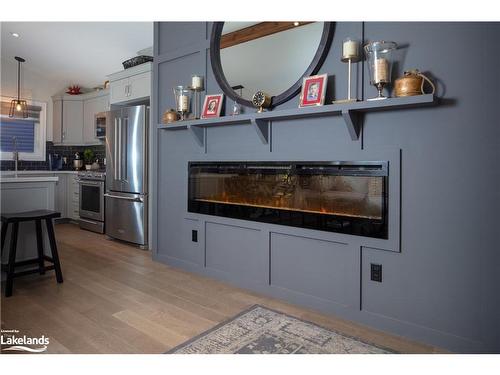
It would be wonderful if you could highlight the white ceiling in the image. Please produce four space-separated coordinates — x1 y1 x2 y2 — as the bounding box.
1 22 153 88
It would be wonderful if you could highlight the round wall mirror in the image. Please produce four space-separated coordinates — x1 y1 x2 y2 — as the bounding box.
210 22 335 108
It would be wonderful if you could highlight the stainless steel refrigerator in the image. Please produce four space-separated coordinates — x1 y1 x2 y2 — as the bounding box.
105 105 148 246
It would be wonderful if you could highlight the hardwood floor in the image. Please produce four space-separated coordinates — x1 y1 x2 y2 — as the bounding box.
1 223 444 354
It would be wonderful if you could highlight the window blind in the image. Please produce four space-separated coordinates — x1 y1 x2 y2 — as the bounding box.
0 119 35 152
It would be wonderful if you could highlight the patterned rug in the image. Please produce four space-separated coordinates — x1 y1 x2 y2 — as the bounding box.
168 305 393 354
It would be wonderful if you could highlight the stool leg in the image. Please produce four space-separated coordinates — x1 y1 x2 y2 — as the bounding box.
45 218 63 283
35 220 46 275
5 222 19 297
1 222 7 256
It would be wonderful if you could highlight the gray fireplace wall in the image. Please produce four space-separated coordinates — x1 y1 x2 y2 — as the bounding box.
152 22 500 353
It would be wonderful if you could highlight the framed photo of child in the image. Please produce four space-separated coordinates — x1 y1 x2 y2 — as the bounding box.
201 94 224 119
299 74 328 107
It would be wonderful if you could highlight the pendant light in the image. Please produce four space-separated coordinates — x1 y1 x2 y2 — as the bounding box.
9 56 28 118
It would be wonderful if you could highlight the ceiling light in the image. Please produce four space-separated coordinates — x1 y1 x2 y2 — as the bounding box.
11 32 20 38
293 22 300 26
9 56 28 119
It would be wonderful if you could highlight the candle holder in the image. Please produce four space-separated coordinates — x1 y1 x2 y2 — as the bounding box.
364 41 397 100
173 86 191 121
333 38 360 104
188 74 204 119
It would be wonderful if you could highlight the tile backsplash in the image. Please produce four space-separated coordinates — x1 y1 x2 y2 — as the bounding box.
1 142 106 171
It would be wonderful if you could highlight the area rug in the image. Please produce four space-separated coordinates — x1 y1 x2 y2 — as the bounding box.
168 305 393 354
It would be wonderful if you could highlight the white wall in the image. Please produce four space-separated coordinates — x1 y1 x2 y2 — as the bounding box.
1 57 66 141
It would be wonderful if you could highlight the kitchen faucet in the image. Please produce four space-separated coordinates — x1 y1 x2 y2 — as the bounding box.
12 136 19 177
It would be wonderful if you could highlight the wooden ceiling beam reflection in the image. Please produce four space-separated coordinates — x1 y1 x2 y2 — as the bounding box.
220 22 314 49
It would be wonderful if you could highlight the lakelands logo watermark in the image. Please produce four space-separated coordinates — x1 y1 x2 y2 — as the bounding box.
1 329 49 353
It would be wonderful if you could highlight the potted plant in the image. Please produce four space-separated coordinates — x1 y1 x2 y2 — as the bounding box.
83 149 94 171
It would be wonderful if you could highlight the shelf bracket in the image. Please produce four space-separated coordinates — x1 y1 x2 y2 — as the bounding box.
341 109 360 141
251 118 269 144
187 125 205 147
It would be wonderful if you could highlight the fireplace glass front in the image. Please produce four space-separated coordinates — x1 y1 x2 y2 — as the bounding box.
188 162 388 239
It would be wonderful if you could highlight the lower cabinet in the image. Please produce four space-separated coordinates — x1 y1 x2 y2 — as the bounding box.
7 173 79 221
54 174 67 215
66 174 80 220
51 173 80 220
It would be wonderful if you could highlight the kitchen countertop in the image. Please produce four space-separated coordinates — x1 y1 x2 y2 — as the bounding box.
0 175 59 183
1 170 79 175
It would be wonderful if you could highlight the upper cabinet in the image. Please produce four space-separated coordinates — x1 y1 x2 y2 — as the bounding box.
63 99 84 144
52 96 83 144
51 63 151 145
52 99 63 144
108 62 152 105
52 89 109 145
83 93 109 144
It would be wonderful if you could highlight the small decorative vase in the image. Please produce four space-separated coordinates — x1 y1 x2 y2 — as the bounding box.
162 109 179 124
394 69 436 97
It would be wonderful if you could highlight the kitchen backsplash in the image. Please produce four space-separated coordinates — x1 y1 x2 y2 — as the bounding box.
1 142 106 171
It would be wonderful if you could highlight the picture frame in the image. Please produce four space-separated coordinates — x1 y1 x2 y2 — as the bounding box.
201 94 224 118
299 74 328 107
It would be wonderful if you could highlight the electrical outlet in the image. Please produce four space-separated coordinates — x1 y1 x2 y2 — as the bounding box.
370 263 382 282
191 230 198 242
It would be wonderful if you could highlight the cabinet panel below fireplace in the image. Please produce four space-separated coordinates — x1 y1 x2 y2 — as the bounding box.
270 232 358 307
205 222 268 283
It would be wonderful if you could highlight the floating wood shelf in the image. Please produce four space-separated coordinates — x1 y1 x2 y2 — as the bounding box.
158 94 436 147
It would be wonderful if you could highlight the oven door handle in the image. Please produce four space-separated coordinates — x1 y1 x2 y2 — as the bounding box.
104 193 143 203
76 179 103 186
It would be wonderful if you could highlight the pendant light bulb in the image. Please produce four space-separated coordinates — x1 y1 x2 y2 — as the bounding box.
16 102 22 111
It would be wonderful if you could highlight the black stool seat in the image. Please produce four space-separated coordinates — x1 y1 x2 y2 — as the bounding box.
1 209 63 297
1 209 61 223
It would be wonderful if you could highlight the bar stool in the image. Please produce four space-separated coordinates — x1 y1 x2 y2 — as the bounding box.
1 209 63 297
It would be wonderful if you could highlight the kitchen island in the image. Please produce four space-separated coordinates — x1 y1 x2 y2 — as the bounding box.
0 175 58 266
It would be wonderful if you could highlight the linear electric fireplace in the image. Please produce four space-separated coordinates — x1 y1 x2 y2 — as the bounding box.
188 161 388 239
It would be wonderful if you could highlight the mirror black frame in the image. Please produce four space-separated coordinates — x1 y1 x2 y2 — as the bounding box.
210 22 336 109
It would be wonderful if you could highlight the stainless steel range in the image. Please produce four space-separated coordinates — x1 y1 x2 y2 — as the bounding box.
77 170 106 233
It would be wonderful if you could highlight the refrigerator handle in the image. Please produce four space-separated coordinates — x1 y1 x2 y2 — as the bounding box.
104 193 143 203
117 117 122 180
122 117 128 181
114 117 119 181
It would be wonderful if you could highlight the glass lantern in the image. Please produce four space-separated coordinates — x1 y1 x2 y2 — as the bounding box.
364 41 397 100
173 86 192 120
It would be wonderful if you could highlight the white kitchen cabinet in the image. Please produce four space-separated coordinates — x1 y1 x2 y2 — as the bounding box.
52 90 109 146
127 72 151 101
110 77 130 104
62 100 84 144
54 173 67 216
108 62 151 105
66 174 80 220
83 92 109 144
52 96 84 145
1 172 79 220
52 99 63 143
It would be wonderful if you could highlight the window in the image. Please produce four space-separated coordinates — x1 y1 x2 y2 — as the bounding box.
0 98 46 161
0 120 35 152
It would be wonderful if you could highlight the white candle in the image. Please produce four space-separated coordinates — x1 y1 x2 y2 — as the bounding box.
342 40 359 60
178 95 188 112
373 58 389 83
191 75 204 90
